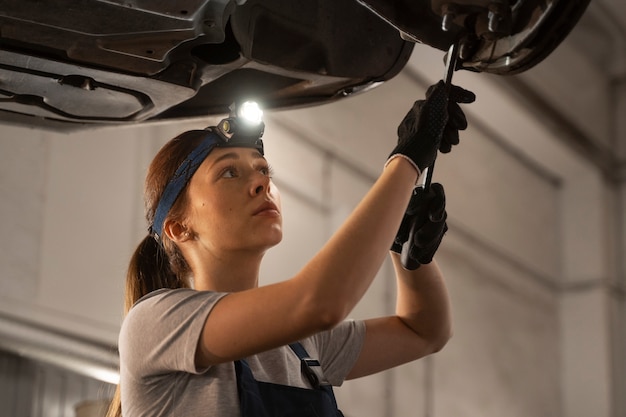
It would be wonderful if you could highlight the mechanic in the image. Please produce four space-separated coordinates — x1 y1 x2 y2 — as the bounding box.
106 80 475 417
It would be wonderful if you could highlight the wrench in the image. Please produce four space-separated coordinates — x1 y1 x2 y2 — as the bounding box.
400 42 460 270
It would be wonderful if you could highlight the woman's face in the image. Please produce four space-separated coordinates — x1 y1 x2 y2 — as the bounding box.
184 146 282 254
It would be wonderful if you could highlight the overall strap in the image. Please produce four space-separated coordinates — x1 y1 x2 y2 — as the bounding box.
288 342 329 389
288 342 310 359
234 360 270 417
235 343 345 417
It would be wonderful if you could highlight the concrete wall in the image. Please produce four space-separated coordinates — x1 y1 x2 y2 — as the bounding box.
0 35 623 417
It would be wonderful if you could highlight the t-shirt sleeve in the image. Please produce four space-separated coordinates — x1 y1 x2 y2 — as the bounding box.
118 288 227 379
308 319 366 386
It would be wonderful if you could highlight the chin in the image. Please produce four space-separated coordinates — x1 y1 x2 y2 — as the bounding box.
266 230 283 248
248 229 282 252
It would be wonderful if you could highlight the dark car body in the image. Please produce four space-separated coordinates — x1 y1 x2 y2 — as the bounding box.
0 0 590 129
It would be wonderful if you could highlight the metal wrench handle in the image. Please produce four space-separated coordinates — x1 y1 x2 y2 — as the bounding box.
401 42 460 270
423 41 460 192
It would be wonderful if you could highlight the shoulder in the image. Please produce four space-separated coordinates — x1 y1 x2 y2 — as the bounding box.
121 287 226 335
122 288 227 336
303 319 366 385
134 287 222 307
309 319 366 351
127 288 226 320
119 288 228 376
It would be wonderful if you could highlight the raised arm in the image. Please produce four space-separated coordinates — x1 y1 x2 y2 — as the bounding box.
196 82 474 367
196 155 418 366
346 257 452 379
347 183 453 379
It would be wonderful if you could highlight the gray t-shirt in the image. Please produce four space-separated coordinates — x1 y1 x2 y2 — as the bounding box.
119 288 365 417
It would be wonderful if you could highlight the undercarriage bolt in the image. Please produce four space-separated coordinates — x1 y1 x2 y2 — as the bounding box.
487 1 511 36
440 3 457 32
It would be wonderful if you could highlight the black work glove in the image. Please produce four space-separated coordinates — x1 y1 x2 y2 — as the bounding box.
391 183 447 269
388 81 475 173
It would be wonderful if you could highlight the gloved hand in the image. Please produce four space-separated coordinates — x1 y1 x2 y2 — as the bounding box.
387 81 475 174
391 183 447 269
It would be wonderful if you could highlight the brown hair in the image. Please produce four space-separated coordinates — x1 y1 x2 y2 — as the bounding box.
106 130 208 417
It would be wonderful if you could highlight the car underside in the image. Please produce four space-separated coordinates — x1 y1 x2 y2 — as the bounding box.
0 0 591 129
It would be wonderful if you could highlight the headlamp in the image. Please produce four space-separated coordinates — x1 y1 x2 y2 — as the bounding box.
238 101 264 125
151 101 265 239
217 100 265 141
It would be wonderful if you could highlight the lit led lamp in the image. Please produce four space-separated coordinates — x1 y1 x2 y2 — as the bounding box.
217 101 265 141
151 101 265 240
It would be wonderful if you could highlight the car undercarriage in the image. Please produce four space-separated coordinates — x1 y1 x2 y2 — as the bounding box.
0 0 591 129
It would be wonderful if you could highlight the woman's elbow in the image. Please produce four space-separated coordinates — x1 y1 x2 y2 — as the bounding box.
428 323 453 353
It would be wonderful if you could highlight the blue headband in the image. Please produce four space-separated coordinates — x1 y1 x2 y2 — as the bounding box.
151 125 264 239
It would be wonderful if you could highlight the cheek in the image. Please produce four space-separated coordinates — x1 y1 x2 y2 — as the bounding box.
190 199 235 243
187 190 225 228
202 199 234 222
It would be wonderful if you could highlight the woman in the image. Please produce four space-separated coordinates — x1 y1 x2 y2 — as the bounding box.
107 81 475 417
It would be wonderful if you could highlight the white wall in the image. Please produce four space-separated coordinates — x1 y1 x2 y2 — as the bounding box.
0 34 623 417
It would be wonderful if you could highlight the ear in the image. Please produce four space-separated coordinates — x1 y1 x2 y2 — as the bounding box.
163 220 193 243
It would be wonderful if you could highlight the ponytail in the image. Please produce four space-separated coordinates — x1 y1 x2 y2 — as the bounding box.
105 388 122 417
107 130 205 417
106 234 191 417
124 234 189 313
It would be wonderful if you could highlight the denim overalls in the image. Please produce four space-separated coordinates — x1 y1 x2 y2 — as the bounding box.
235 343 345 417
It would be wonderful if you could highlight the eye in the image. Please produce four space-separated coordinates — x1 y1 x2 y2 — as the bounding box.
219 165 238 178
260 164 274 178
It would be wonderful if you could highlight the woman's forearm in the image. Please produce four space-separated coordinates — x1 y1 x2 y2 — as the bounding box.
391 254 452 351
294 158 418 323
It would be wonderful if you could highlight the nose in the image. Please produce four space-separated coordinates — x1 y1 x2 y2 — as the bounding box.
250 172 270 196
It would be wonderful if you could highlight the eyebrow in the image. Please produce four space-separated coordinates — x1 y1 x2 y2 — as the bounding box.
210 150 264 167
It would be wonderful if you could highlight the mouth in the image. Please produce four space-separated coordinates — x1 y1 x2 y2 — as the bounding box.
253 201 280 216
